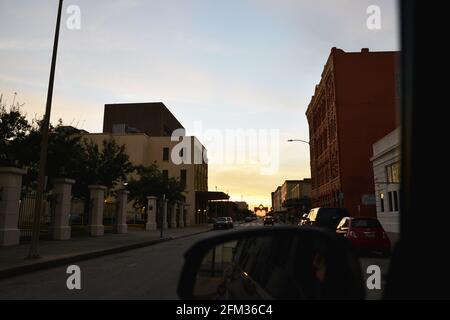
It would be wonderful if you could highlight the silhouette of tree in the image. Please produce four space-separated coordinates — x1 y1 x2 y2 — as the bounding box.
0 99 31 166
128 164 185 211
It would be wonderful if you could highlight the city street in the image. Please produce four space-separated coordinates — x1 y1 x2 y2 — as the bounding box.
0 222 389 300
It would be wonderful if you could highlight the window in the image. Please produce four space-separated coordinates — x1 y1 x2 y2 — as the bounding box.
386 162 400 184
380 193 385 212
388 192 393 212
162 170 168 181
180 169 187 188
393 191 399 212
163 147 169 161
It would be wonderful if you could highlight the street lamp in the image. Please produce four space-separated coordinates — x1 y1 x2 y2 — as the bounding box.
287 139 310 144
28 0 64 259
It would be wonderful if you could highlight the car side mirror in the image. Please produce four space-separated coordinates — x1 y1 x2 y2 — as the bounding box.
177 227 365 300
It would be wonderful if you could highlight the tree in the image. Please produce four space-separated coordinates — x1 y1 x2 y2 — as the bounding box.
14 119 87 191
72 138 133 199
127 164 185 211
0 98 31 166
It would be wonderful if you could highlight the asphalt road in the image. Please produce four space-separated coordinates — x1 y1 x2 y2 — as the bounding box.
0 221 389 300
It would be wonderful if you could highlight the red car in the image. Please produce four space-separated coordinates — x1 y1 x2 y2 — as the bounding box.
336 217 391 257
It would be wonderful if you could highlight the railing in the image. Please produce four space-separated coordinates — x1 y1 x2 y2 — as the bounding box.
18 191 54 241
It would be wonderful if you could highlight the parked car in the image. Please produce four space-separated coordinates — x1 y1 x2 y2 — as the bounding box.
69 213 83 225
336 217 391 257
213 217 233 230
301 207 350 230
298 213 309 226
264 216 275 226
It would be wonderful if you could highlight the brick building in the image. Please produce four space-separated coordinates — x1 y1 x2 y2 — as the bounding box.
306 48 399 217
103 102 184 137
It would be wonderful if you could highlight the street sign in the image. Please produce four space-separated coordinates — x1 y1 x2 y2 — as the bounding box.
362 194 376 206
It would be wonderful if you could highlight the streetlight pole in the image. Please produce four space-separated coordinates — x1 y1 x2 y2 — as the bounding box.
287 139 310 145
28 0 64 259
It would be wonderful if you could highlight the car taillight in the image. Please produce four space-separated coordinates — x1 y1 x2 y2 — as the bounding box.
349 231 357 239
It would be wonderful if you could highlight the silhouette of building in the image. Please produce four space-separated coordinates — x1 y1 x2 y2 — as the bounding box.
306 48 399 217
103 102 184 137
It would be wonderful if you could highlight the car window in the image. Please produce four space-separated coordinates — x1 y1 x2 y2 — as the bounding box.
351 219 382 228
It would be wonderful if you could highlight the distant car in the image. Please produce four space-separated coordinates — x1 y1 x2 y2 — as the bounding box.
301 207 350 230
208 217 217 224
214 217 234 230
69 213 83 225
244 217 253 222
264 216 275 226
336 217 391 257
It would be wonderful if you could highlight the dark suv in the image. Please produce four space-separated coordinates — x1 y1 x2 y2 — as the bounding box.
264 216 275 226
301 208 350 230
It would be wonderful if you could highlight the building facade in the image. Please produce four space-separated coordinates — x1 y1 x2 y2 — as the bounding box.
271 186 282 212
371 128 400 235
306 47 399 217
270 179 311 224
83 133 208 226
103 102 184 137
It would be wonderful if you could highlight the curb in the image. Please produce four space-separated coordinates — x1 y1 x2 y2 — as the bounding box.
0 228 211 281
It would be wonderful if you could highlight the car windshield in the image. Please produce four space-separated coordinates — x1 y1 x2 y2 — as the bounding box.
216 217 227 222
317 209 347 220
351 219 382 229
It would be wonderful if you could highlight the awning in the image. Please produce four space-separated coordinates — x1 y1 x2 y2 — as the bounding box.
195 191 230 201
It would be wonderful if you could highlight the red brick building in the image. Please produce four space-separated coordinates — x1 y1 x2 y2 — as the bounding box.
306 48 399 217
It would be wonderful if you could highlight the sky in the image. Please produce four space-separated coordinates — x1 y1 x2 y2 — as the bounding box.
0 0 399 209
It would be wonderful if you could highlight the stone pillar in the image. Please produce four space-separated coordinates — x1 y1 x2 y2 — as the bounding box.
88 185 106 236
170 202 178 228
162 198 168 229
51 178 75 240
114 189 129 234
184 203 191 227
0 167 27 246
146 196 157 231
178 202 185 228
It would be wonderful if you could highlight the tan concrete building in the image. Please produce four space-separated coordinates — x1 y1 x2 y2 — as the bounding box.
82 132 208 226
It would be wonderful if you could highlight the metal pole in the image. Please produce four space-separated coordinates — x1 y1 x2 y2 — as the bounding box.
28 0 64 259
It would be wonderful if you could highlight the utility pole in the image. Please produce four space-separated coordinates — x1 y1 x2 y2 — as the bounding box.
28 0 64 259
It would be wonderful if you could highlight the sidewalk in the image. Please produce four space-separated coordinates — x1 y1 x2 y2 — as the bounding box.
0 225 212 280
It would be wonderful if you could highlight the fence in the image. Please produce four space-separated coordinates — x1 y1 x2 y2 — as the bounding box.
18 192 54 241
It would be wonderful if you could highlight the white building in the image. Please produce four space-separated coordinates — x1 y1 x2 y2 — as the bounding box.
371 128 400 235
